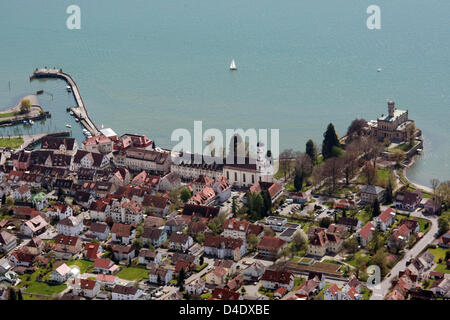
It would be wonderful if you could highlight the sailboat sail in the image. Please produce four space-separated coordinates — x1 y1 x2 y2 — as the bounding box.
230 59 237 70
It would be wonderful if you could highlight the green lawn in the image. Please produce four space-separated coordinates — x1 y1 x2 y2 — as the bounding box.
316 283 332 300
427 247 450 274
24 282 67 296
389 142 418 153
346 251 370 268
117 266 149 281
67 259 93 274
0 137 23 149
355 209 372 225
195 263 208 272
293 277 305 290
0 112 17 118
361 287 372 300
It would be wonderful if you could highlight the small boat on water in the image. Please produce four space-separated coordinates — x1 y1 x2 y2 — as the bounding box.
69 111 74 116
377 68 383 72
66 124 72 128
66 85 72 92
29 120 34 125
230 59 237 71
75 118 80 122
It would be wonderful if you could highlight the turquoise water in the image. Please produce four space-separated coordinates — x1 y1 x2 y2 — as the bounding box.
0 0 449 186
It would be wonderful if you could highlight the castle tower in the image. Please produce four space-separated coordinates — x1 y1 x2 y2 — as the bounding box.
388 101 395 117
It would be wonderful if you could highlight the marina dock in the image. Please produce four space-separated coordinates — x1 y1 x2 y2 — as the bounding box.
30 68 100 136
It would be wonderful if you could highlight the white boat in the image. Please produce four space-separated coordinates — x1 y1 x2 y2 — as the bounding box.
66 124 72 128
377 68 382 72
230 59 237 70
29 120 34 125
66 85 72 92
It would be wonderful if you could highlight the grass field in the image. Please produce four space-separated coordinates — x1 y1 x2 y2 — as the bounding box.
67 259 93 274
0 112 17 118
24 282 67 296
427 247 450 274
0 137 23 149
117 266 149 281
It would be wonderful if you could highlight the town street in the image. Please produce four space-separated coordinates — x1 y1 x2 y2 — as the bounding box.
369 210 439 300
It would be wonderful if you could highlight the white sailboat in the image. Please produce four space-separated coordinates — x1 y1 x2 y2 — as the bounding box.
229 59 237 71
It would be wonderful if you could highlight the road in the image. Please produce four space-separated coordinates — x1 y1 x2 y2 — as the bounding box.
369 210 438 300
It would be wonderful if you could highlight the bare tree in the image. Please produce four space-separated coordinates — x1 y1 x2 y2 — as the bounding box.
279 149 294 181
322 157 344 192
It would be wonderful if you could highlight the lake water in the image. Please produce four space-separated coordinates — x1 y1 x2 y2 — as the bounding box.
0 0 449 186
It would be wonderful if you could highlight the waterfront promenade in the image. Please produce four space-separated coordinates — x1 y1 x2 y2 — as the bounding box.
30 68 100 136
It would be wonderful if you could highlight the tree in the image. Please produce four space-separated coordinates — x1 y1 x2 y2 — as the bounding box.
319 217 332 228
5 196 14 209
342 149 358 185
20 99 31 114
231 198 238 217
347 119 367 140
291 232 307 254
438 216 449 235
406 122 416 146
385 177 394 204
361 161 377 185
322 123 341 159
305 139 318 164
343 237 359 253
372 199 381 217
1 194 5 205
180 188 192 203
321 157 343 192
431 178 440 201
8 288 16 300
294 170 303 192
199 255 204 266
390 150 406 166
279 149 294 181
17 290 23 300
178 267 186 291
247 234 259 251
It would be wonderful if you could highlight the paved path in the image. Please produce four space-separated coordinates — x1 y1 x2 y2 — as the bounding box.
369 210 438 300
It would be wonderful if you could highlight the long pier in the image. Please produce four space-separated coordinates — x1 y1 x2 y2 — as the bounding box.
30 68 100 136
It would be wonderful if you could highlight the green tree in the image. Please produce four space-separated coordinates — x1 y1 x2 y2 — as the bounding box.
20 99 31 114
199 255 204 266
231 198 238 217
17 290 23 300
8 288 16 300
322 123 341 159
178 268 186 291
319 217 332 228
343 237 359 253
305 139 318 164
294 170 303 192
247 234 259 251
180 188 192 203
5 196 14 209
372 199 381 217
438 215 449 235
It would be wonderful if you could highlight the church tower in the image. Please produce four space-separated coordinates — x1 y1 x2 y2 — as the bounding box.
256 142 274 183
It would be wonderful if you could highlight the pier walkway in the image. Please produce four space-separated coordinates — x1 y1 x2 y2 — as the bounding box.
30 68 100 136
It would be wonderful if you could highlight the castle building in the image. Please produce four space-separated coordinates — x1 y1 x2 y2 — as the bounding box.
370 101 415 143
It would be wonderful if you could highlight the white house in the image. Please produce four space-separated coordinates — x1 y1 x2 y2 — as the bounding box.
73 278 101 299
21 215 48 237
57 215 84 236
261 270 294 291
169 233 193 252
185 278 206 296
51 263 72 283
243 261 266 282
374 207 396 231
0 231 17 253
111 285 143 300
